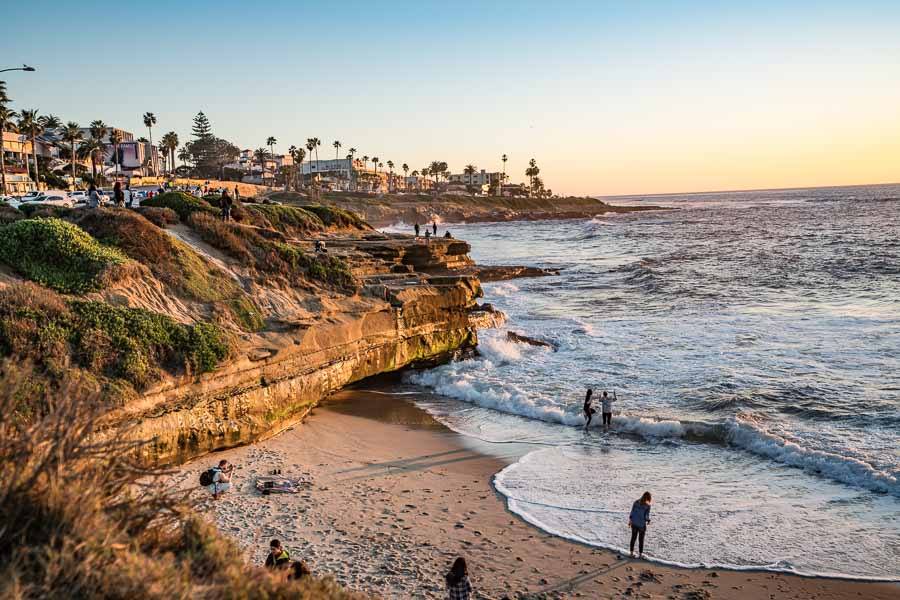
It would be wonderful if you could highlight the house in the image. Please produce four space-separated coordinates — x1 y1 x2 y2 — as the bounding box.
449 169 502 187
1 131 37 193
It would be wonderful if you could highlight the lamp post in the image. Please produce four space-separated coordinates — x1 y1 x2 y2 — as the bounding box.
0 66 36 196
0 65 36 74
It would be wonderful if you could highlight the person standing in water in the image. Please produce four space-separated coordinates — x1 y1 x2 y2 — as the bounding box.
414 222 420 237
628 491 652 558
583 388 596 429
601 390 617 428
432 220 438 236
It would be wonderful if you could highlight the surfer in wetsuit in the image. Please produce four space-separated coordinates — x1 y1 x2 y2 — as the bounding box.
583 388 596 429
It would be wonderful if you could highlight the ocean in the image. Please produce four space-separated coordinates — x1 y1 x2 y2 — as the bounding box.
393 184 900 579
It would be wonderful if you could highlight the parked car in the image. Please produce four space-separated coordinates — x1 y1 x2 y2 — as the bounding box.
18 191 41 203
0 195 18 205
70 190 87 201
20 191 75 208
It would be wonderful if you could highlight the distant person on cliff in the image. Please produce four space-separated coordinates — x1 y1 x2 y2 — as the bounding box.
432 220 438 236
628 491 652 558
583 388 596 429
205 459 234 499
414 222 420 237
113 182 125 207
220 190 233 222
601 390 617 428
445 556 472 600
265 539 291 569
87 184 102 208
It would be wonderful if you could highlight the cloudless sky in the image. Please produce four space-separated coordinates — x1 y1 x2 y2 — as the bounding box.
2 0 899 196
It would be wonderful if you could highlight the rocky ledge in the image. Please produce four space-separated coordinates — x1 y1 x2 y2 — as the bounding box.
107 235 498 466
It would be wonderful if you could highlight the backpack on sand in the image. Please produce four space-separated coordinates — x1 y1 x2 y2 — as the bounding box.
199 468 216 487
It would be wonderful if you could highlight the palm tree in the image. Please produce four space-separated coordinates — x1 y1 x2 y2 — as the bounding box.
143 112 157 174
177 147 191 169
0 106 19 195
501 153 508 196
312 137 321 170
61 122 83 190
421 166 430 191
40 114 62 134
290 146 306 190
160 132 178 178
266 136 277 163
109 129 123 180
254 147 269 183
526 158 540 196
17 110 42 187
386 160 394 191
333 140 342 160
305 139 317 178
429 161 443 188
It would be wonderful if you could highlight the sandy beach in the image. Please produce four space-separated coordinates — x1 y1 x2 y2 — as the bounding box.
174 389 900 599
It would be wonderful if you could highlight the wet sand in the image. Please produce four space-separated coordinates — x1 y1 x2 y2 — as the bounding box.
174 390 900 599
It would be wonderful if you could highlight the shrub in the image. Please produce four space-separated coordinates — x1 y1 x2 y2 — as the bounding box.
0 218 128 293
300 204 369 230
0 370 366 599
138 206 180 227
74 210 264 332
187 213 357 291
247 204 325 235
18 204 75 219
0 284 233 390
142 191 219 220
0 204 23 224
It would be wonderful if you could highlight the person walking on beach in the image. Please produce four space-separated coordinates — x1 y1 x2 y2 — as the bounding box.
583 388 596 429
601 390 617 429
628 491 652 558
207 459 234 499
265 539 292 569
414 222 421 237
445 556 472 600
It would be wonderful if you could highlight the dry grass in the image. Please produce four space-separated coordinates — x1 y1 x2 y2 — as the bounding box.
0 364 367 599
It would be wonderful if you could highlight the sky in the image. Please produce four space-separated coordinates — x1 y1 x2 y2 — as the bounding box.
2 0 899 196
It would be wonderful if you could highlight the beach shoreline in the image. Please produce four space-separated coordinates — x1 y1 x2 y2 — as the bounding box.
176 388 900 599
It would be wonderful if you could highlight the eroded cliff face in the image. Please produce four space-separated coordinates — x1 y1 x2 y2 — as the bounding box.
106 237 487 466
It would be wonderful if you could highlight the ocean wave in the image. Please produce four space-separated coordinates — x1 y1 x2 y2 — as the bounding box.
408 360 900 496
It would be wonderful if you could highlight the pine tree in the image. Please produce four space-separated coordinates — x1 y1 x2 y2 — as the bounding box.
192 111 213 140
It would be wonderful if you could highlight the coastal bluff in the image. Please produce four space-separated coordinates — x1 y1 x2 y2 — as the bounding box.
106 236 490 466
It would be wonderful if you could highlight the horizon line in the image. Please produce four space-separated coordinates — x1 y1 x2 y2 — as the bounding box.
593 181 900 200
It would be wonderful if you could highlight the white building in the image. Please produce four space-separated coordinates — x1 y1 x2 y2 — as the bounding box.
449 169 502 187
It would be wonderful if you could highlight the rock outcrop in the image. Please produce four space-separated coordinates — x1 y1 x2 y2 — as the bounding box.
105 234 488 466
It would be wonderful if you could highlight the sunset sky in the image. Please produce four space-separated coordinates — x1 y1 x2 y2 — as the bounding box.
2 0 899 196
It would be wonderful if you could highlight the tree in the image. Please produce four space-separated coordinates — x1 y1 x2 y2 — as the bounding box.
61 122 83 190
305 139 317 179
421 166 430 191
386 160 394 191
402 163 409 191
143 112 157 174
311 137 321 170
109 129 123 180
177 147 191 168
429 161 444 187
17 109 42 187
526 158 540 196
160 131 179 177
254 147 269 183
289 145 306 190
333 140 341 160
40 114 62 134
266 136 277 163
501 153 508 197
0 105 18 195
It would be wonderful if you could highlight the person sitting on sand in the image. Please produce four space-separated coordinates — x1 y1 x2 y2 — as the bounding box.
288 560 311 580
445 556 472 600
601 390 617 428
265 539 291 569
628 491 652 558
583 388 596 429
444 230 452 238
209 459 234 499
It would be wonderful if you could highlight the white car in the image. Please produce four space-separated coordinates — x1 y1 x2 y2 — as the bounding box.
20 190 75 208
70 191 87 201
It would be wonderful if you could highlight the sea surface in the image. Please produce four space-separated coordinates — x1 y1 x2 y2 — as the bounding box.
391 184 900 579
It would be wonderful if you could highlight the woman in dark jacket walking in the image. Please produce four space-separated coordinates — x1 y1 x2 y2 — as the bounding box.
628 491 652 558
445 556 472 600
113 181 125 207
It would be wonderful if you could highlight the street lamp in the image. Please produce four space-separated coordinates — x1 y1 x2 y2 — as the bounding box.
0 65 36 74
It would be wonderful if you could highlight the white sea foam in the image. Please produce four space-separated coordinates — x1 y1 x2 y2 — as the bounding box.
486 282 520 297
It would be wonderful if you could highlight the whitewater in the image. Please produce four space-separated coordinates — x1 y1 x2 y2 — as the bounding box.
396 184 900 579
